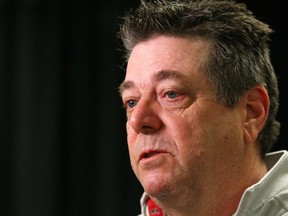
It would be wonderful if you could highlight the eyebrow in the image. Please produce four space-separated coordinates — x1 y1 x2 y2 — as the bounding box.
118 70 188 96
155 70 184 81
118 80 135 95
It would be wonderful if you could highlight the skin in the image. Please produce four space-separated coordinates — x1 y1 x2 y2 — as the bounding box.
120 35 269 216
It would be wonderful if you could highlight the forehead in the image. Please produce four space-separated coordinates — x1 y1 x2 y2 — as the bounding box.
128 36 209 76
121 36 211 93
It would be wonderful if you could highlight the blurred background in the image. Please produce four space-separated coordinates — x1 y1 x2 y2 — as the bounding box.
0 0 286 215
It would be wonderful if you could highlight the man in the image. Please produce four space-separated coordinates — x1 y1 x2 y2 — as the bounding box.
118 0 288 215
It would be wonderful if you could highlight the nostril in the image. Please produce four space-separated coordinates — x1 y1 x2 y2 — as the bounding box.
142 125 152 129
140 125 156 134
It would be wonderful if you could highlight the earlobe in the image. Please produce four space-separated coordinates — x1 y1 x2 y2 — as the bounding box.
243 85 270 144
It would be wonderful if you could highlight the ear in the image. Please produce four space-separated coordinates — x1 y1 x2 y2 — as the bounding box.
243 85 270 144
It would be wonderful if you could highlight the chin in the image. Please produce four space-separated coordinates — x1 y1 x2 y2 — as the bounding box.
141 173 174 196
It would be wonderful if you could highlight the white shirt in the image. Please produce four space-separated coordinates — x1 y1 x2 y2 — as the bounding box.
138 150 288 216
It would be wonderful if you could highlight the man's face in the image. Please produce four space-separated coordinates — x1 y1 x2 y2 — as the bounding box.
120 36 246 197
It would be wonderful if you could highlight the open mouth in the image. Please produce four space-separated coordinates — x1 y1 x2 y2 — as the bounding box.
140 150 166 161
143 151 159 158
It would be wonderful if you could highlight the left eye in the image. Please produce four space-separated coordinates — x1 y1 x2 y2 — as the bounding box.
165 91 178 99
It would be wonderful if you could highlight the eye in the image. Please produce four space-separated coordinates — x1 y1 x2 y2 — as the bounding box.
126 100 138 109
165 91 179 99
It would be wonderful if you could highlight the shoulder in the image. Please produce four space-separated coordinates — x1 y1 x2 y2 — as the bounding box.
235 150 288 216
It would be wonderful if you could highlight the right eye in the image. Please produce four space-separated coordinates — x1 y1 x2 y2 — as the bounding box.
126 100 138 109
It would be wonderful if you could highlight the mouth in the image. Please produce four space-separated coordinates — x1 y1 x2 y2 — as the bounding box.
139 150 167 161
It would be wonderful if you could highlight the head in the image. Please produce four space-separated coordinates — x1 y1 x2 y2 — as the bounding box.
119 0 280 158
118 1 280 212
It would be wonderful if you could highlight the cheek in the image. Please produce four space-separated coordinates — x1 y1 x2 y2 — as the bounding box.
126 125 136 158
127 136 139 176
127 133 136 158
126 125 144 174
169 107 229 160
168 115 206 157
176 129 207 164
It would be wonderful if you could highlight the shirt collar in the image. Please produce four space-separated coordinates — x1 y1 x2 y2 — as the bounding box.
234 150 288 215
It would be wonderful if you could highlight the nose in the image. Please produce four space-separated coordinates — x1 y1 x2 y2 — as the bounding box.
128 97 163 134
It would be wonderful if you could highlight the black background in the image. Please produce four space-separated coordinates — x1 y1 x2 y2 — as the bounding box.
0 0 286 215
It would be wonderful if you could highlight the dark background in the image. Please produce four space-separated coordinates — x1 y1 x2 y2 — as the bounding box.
0 0 286 216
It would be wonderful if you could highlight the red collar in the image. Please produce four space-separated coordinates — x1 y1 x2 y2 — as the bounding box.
147 198 164 216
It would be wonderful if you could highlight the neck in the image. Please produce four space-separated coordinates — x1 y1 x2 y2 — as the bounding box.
151 153 267 216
